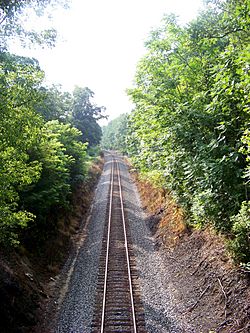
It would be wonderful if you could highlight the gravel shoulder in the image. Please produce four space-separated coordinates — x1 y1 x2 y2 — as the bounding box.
119 156 189 333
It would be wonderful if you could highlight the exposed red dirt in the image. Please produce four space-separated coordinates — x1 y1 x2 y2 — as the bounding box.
134 172 250 333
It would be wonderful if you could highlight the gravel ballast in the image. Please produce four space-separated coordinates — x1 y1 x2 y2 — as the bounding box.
55 158 111 333
118 156 190 333
55 153 191 332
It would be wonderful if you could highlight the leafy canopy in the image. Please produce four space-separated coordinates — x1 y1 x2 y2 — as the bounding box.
127 0 250 262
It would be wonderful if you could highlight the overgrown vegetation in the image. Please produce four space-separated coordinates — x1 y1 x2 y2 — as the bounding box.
124 0 250 263
0 1 106 247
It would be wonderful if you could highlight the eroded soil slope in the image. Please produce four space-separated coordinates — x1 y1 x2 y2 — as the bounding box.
135 173 250 333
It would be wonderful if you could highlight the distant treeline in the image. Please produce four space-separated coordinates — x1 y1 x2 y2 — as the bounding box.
101 114 128 154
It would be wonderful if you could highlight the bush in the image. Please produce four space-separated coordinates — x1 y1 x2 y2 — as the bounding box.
229 201 250 264
21 121 88 223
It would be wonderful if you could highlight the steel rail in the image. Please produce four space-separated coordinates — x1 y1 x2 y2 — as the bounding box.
117 160 137 333
100 158 114 333
99 157 137 333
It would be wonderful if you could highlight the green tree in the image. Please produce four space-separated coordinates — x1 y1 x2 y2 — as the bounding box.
71 86 106 147
0 53 90 245
35 85 72 121
127 0 250 261
20 120 88 225
0 52 44 244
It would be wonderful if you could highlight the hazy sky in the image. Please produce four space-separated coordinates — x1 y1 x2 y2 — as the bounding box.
11 0 203 124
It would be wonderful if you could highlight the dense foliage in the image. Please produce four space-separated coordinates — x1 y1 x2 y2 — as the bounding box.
0 51 104 245
101 113 128 154
127 0 250 262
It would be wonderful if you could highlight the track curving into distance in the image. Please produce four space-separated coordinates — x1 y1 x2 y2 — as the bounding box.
91 155 146 333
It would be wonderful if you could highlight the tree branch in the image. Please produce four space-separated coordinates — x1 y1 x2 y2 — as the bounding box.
218 278 227 319
187 284 211 312
207 28 245 39
0 4 16 26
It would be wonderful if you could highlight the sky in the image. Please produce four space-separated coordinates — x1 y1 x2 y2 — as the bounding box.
10 0 204 125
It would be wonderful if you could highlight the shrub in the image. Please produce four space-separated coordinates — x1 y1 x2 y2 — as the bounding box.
229 201 250 263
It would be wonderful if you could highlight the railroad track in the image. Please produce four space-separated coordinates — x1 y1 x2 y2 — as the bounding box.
91 156 146 333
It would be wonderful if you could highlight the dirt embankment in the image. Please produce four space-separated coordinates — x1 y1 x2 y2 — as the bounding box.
0 159 103 333
134 173 250 333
